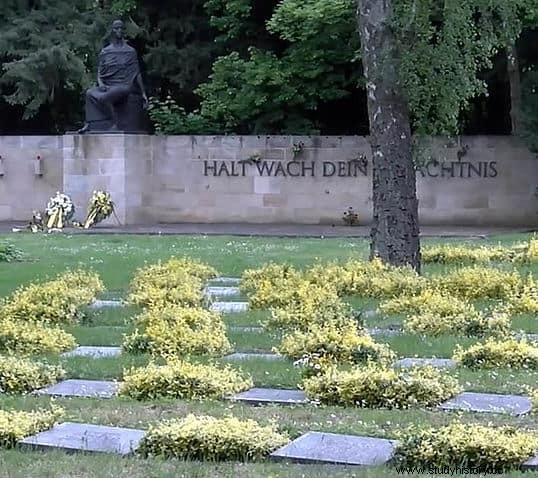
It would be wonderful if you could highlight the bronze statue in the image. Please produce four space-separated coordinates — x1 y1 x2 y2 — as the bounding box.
78 20 148 133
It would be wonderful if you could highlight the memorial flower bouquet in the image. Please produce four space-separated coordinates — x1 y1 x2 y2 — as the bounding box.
45 192 74 229
83 190 115 228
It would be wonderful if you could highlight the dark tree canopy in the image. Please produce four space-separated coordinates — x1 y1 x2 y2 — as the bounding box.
0 0 535 144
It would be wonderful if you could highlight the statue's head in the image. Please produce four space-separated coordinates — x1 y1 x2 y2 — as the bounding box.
111 20 125 40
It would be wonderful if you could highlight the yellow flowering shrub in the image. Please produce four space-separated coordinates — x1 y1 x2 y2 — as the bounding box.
277 320 395 367
127 257 216 309
394 423 538 471
0 408 63 448
404 310 511 337
421 244 510 264
366 268 428 299
0 270 104 325
137 257 218 282
307 259 427 298
138 415 289 461
505 274 538 315
265 284 350 331
121 328 150 355
60 270 105 299
512 237 538 264
127 268 205 309
241 263 302 296
453 338 538 369
434 266 521 299
305 262 350 295
378 288 475 317
0 356 65 393
0 319 77 354
120 360 253 400
127 305 231 358
302 365 461 408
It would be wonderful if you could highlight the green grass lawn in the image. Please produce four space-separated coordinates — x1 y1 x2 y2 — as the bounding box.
0 232 537 477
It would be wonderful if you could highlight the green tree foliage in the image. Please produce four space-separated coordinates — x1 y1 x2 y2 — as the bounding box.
179 0 362 133
0 0 535 135
0 0 219 132
0 1 110 127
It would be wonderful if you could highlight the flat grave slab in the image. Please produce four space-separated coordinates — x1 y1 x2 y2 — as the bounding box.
19 422 145 456
210 301 249 313
204 286 241 297
514 333 538 342
228 326 263 333
89 299 123 309
208 277 241 284
393 358 456 368
522 454 538 471
368 328 402 337
439 392 532 416
224 353 283 361
362 310 378 319
35 379 120 399
62 346 122 359
228 388 308 405
271 431 396 465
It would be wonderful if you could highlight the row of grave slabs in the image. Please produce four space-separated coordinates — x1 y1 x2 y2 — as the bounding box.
17 277 538 469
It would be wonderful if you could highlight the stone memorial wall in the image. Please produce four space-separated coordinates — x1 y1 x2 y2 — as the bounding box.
0 134 536 225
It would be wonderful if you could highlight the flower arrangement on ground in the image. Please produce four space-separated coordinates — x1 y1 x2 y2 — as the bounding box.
83 190 115 228
45 192 74 230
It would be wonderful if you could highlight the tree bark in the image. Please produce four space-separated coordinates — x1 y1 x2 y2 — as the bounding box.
507 42 521 135
357 0 421 271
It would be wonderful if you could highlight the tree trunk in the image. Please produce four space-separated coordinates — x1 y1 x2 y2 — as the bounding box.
507 42 521 135
357 0 421 271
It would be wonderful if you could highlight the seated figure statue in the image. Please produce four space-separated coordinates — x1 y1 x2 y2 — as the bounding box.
78 20 148 133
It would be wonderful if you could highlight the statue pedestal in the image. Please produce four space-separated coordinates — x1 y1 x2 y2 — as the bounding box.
63 134 152 226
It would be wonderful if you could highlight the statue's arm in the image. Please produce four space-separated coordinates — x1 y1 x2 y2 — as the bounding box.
97 52 106 90
136 73 148 107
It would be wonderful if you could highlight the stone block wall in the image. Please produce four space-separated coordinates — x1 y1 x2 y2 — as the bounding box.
0 136 63 221
0 134 536 226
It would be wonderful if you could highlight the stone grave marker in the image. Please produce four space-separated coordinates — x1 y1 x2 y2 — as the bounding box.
90 299 123 309
204 286 241 297
271 431 397 465
228 326 263 333
224 353 283 361
35 379 120 399
62 346 122 359
368 328 402 337
439 392 532 416
228 388 308 405
523 454 538 471
19 422 145 456
393 358 456 368
208 277 241 284
210 301 249 313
